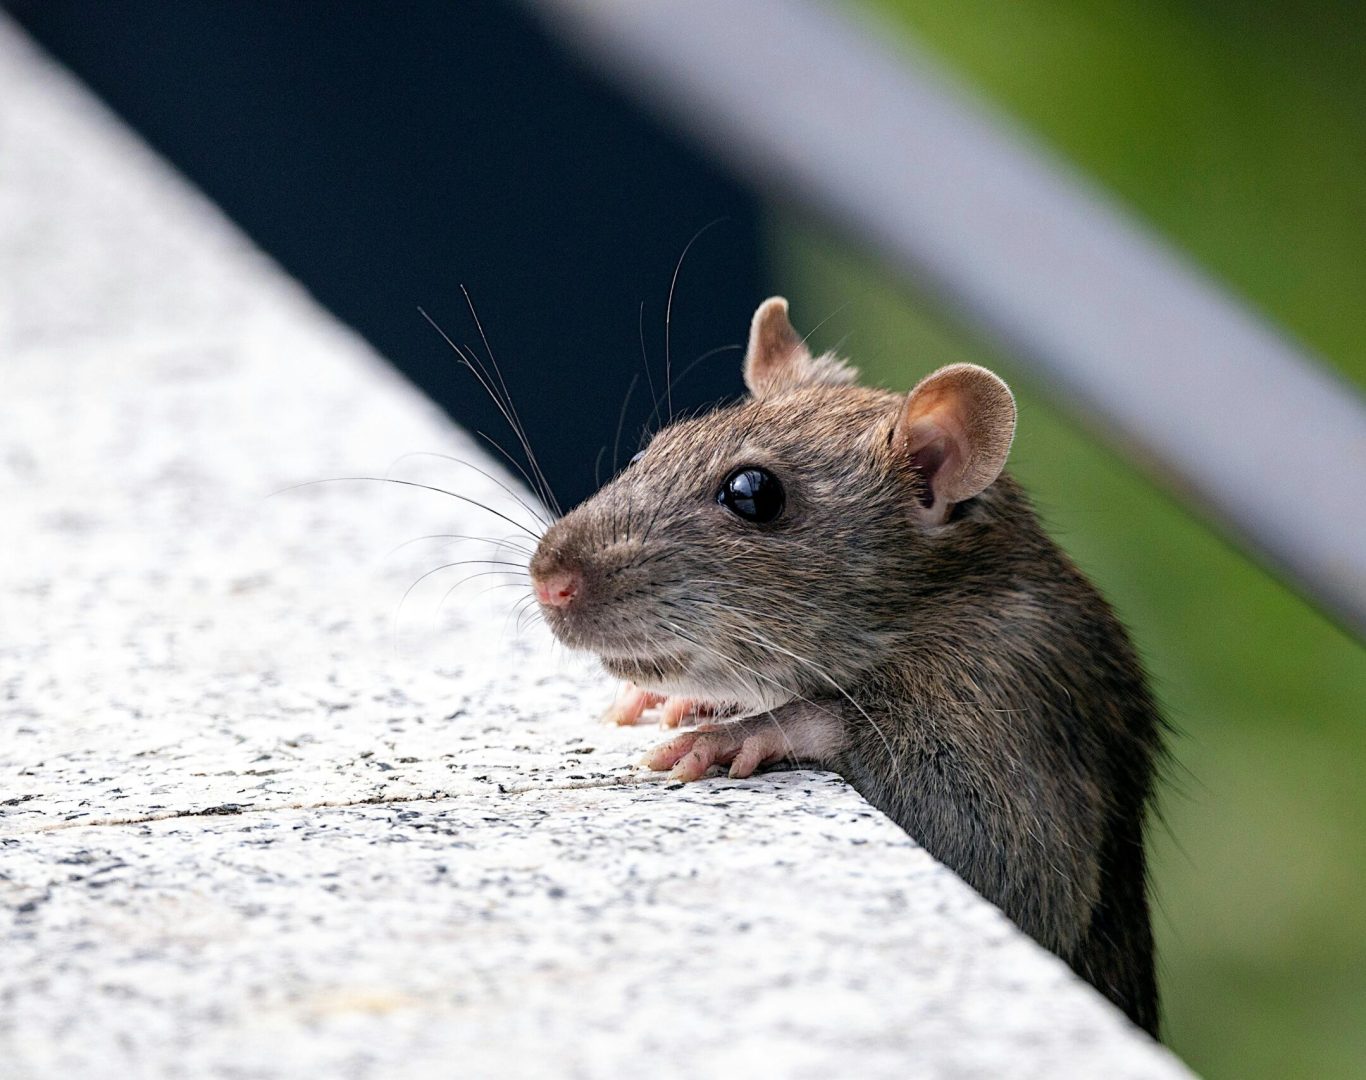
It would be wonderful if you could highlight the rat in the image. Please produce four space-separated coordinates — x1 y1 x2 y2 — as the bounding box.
528 297 1165 1036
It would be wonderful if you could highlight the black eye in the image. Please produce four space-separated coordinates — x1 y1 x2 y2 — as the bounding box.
717 467 785 524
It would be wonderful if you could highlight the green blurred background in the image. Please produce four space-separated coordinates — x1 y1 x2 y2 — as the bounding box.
769 2 1365 1076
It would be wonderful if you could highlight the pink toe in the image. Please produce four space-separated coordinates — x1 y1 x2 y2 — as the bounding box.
728 744 762 778
670 747 712 782
643 733 698 771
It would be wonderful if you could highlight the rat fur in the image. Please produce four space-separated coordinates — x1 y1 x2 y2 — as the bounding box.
529 297 1166 1035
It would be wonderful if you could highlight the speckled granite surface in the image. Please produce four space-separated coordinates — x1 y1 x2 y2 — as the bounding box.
0 19 1191 1079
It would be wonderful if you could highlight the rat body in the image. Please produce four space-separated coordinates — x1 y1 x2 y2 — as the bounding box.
529 298 1164 1035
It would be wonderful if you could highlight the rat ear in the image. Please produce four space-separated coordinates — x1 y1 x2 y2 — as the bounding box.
894 363 1016 525
743 297 858 398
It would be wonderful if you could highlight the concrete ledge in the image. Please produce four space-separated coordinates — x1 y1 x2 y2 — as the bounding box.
0 19 1190 1079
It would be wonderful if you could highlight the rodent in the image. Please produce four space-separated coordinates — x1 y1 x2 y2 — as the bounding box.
528 297 1166 1036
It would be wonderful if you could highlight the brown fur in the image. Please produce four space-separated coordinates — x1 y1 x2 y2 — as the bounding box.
530 307 1165 1036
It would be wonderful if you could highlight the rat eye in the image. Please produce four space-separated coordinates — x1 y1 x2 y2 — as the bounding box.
629 451 645 466
717 466 784 524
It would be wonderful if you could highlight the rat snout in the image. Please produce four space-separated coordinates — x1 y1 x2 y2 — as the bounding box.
529 536 586 612
532 567 581 609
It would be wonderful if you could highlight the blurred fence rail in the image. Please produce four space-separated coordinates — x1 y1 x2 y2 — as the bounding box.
528 0 1366 640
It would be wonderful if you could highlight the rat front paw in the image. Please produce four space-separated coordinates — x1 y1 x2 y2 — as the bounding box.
603 683 716 728
657 696 718 729
602 683 666 726
641 719 792 782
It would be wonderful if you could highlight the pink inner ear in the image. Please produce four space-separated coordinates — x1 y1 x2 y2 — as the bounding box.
902 414 962 506
908 436 949 508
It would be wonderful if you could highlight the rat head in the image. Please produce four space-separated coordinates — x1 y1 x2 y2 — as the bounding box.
530 298 1016 709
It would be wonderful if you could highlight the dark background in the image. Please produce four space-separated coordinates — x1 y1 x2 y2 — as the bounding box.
5 0 764 509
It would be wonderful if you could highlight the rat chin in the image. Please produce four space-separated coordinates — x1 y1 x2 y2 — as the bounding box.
597 651 690 684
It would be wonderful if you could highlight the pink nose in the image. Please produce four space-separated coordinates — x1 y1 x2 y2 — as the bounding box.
534 569 581 609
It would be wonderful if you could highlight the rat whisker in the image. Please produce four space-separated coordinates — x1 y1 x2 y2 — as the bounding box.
637 301 660 438
274 477 541 540
385 532 536 560
434 571 531 627
797 301 849 356
418 303 560 518
386 450 552 531
612 372 641 476
657 217 727 429
510 595 544 641
397 559 529 637
471 580 540 602
660 343 743 404
474 430 559 524
461 285 561 518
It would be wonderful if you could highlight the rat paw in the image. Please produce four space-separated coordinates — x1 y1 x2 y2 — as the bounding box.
603 684 717 728
657 696 716 729
602 683 666 726
642 718 792 782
